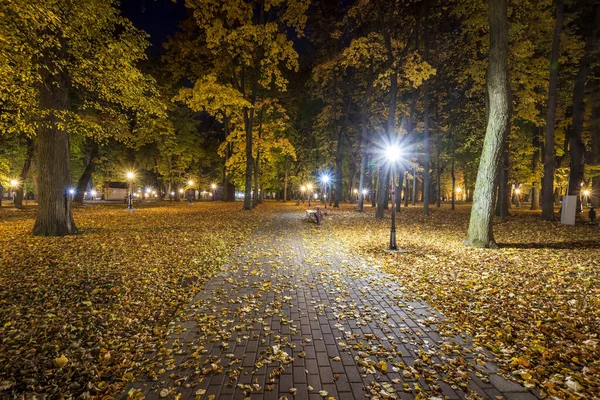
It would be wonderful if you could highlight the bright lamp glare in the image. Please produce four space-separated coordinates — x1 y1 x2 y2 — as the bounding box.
68 188 75 195
301 185 306 191
10 179 19 187
211 183 217 190
583 190 590 196
307 184 313 190
90 190 97 197
188 180 194 186
362 189 368 195
321 174 330 184
385 145 401 162
126 171 135 180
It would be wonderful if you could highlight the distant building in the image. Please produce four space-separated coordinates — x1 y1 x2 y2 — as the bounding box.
103 182 128 201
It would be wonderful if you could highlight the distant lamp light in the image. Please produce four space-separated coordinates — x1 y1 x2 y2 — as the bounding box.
90 190 97 197
583 189 590 197
307 183 313 191
67 188 76 196
179 188 184 194
456 187 462 193
211 183 217 190
126 171 135 180
170 191 175 196
300 185 306 192
10 179 19 187
188 180 194 187
515 188 521 195
362 189 368 195
145 187 152 194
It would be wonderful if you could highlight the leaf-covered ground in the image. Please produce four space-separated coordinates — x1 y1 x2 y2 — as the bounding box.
321 203 599 399
0 202 262 397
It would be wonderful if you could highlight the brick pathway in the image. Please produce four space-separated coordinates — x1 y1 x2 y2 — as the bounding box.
123 212 538 400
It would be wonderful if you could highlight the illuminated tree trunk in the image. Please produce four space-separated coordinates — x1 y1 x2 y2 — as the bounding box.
357 64 373 212
495 144 509 220
464 0 510 248
404 171 409 207
412 169 417 205
541 0 564 221
33 64 77 236
243 107 254 210
371 167 377 207
15 138 34 208
283 158 288 202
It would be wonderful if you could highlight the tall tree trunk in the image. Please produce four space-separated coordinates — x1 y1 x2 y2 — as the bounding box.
358 64 374 212
223 114 230 189
404 171 409 207
283 158 288 202
33 63 77 236
541 0 564 221
348 160 357 203
15 138 34 208
422 2 431 216
243 107 254 210
495 143 509 219
412 168 417 205
451 133 456 210
568 6 599 200
592 82 600 208
436 142 441 208
396 166 403 212
464 0 510 248
335 130 343 208
371 166 377 207
74 141 99 203
531 128 541 210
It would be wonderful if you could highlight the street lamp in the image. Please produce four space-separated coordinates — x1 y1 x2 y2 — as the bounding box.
126 171 135 210
320 174 331 215
211 183 217 201
307 183 313 207
188 180 194 204
9 179 19 203
515 187 521 208
385 145 401 251
300 185 306 204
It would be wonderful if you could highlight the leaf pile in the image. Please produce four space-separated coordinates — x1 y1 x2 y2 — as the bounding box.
0 202 262 397
321 204 600 399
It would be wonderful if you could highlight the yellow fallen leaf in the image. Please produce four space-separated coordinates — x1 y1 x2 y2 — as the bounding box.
54 354 69 368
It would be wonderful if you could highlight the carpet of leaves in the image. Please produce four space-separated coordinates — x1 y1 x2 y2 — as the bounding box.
323 204 599 399
0 202 262 398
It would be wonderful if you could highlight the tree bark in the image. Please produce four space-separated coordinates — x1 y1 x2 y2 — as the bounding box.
531 128 541 210
371 165 377 207
33 63 77 236
74 141 99 203
357 64 374 211
464 0 510 248
243 107 254 210
422 2 431 216
451 132 456 210
541 0 564 221
568 6 599 200
495 143 509 219
412 168 417 205
592 81 600 208
15 138 34 208
404 171 409 207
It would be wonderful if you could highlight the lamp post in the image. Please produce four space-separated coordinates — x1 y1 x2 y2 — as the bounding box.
583 189 590 208
320 174 331 215
211 183 217 201
188 180 194 204
10 179 19 203
126 171 135 210
307 183 313 207
385 145 401 251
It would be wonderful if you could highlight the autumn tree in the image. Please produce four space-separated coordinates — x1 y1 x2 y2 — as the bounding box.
464 0 511 248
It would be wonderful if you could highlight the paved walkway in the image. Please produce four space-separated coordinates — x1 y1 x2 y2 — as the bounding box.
124 212 538 400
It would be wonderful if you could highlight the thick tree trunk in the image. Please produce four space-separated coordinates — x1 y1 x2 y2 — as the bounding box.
568 7 599 200
531 128 541 210
283 158 288 202
592 83 600 208
464 0 510 248
33 66 77 236
15 138 34 208
396 166 403 212
436 144 441 208
335 130 343 208
541 0 564 221
74 141 99 203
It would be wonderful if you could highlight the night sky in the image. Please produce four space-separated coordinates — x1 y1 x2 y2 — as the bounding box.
121 0 186 52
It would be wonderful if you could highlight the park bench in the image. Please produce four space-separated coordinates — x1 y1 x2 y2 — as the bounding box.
305 206 323 225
